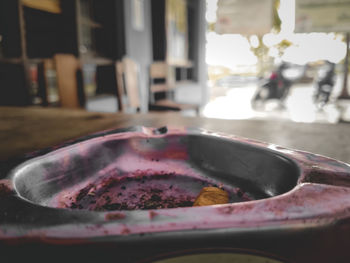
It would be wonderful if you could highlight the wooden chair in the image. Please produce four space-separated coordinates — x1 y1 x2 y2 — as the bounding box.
53 54 85 108
115 57 141 113
148 61 200 114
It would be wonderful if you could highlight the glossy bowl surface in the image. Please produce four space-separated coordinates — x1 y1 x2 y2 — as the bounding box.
1 126 350 262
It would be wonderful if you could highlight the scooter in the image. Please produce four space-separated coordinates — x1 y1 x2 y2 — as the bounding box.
313 60 336 109
251 62 299 109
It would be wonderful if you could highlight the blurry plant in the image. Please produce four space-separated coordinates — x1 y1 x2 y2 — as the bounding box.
250 36 270 77
250 36 267 62
338 33 350 73
249 0 282 76
275 38 292 57
208 22 215 32
272 0 281 33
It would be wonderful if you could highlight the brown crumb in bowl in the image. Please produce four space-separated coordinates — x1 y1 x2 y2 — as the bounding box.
193 187 229 206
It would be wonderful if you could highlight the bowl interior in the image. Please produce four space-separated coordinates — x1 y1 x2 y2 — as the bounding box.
13 133 300 211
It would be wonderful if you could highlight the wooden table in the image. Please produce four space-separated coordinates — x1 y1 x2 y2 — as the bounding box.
1 106 350 165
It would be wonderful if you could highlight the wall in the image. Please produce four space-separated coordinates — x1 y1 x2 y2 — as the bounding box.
196 0 209 106
123 0 153 112
123 0 208 111
174 0 208 108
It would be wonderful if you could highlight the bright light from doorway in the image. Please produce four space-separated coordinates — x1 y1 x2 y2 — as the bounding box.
203 0 347 122
206 33 258 71
205 0 347 67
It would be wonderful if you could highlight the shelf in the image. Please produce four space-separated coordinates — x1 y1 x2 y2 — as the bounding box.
80 55 114 65
80 17 102 28
167 60 193 68
0 58 23 64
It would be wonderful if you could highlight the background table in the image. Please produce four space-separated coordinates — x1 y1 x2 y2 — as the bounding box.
1 106 350 165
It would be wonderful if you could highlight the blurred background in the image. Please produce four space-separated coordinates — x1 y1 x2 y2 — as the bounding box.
0 0 349 124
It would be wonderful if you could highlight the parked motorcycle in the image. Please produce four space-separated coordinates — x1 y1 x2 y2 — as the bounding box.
252 62 305 109
313 60 336 109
